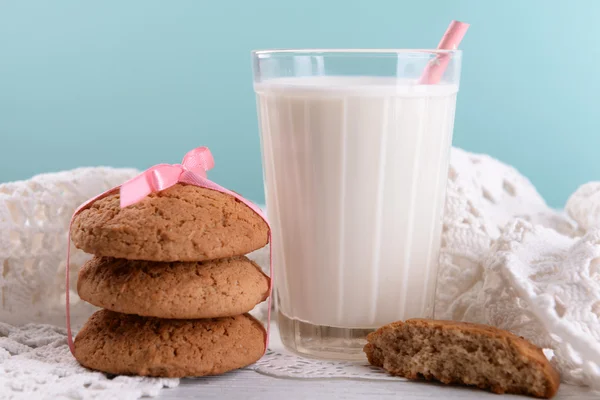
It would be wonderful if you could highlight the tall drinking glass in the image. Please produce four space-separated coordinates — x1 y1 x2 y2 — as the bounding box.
252 49 462 360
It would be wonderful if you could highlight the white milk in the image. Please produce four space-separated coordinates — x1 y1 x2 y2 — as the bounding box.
255 76 458 329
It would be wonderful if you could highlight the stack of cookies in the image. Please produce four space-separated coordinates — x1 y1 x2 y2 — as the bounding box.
70 183 270 377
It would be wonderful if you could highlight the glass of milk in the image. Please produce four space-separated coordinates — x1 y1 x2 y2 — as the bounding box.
252 49 462 360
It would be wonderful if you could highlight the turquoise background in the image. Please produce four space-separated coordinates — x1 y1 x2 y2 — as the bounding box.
1 0 597 207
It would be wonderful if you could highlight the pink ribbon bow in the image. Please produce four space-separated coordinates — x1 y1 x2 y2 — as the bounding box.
65 147 272 357
119 147 216 208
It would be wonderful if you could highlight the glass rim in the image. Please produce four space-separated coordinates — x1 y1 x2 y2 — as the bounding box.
252 48 461 57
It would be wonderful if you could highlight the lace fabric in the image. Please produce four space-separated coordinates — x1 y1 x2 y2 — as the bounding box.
435 149 599 388
0 167 139 328
0 322 178 399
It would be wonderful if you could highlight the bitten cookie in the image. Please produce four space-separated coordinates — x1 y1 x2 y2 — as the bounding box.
77 255 270 319
74 310 266 377
71 183 269 261
364 319 560 399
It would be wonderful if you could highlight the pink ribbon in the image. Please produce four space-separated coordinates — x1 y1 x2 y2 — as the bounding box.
119 147 216 208
65 147 273 357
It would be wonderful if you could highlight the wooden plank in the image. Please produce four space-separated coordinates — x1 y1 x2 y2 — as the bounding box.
155 370 597 400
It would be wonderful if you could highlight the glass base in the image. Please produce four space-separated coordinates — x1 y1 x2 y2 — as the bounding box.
277 311 374 361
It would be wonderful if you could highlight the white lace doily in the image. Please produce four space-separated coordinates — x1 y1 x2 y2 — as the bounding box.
480 221 600 386
0 167 139 328
248 323 404 381
0 322 178 400
1 147 600 398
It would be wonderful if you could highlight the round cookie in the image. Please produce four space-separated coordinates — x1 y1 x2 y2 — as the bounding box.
77 255 270 319
71 183 269 262
74 310 266 377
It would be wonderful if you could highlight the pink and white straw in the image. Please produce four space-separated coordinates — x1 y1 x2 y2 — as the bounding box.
419 20 470 85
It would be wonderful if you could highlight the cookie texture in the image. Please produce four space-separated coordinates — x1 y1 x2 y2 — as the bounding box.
77 255 270 319
71 183 269 261
74 310 266 377
364 319 560 399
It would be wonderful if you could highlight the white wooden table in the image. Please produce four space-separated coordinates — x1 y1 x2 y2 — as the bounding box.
158 371 597 399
